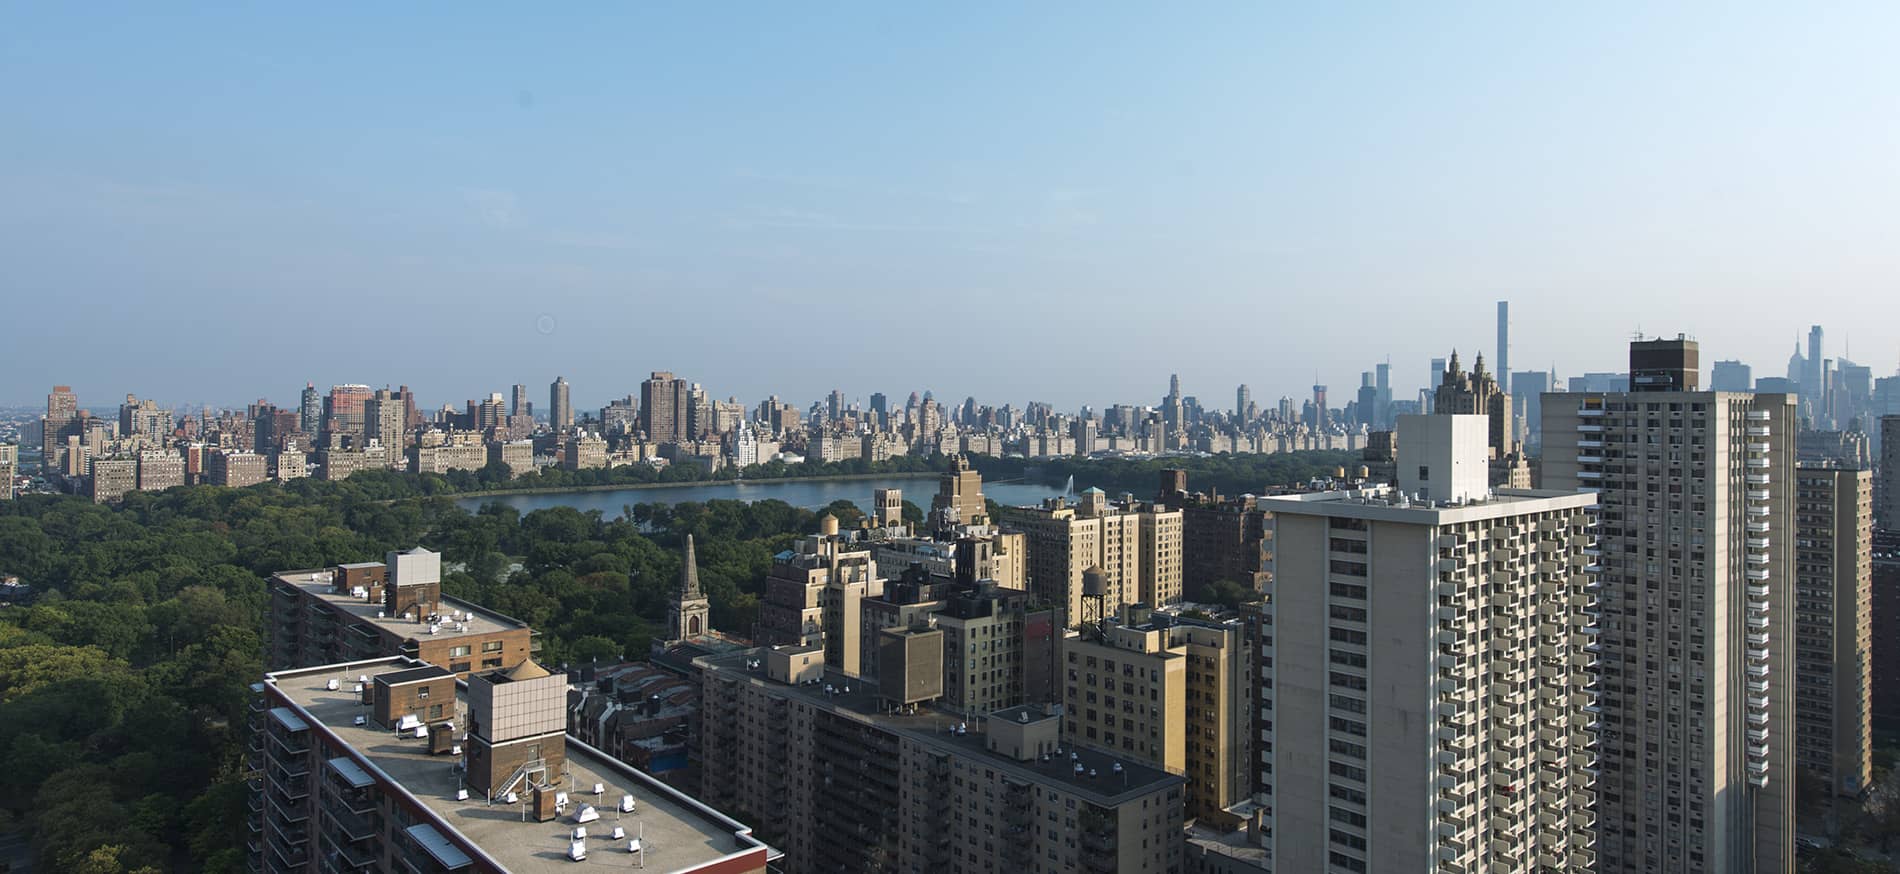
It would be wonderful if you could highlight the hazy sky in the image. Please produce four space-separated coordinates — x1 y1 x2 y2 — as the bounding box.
4 4 1897 412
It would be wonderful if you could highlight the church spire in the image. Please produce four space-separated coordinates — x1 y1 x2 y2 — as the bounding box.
680 534 701 599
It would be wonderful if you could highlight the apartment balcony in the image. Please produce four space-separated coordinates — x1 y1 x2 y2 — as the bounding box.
1745 473 1770 485
1747 568 1770 581
1746 506 1771 518
1747 521 1771 533
1747 489 1771 502
1748 662 1769 679
1746 424 1772 436
1578 470 1603 480
1746 458 1771 469
1748 693 1770 711
1577 439 1604 449
1578 408 1605 417
1748 725 1769 743
1577 454 1604 464
1748 677 1770 694
1746 630 1769 647
1748 757 1769 777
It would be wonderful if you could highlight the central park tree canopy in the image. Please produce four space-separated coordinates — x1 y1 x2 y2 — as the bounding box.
0 449 1358 871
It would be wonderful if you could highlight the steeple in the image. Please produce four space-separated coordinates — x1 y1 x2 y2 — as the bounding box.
667 534 711 645
680 534 702 599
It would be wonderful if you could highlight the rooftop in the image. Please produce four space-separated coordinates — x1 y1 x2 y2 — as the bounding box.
1260 485 1595 523
269 658 773 873
273 569 530 641
698 650 1183 806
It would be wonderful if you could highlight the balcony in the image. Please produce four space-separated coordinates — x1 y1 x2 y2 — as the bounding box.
1578 408 1605 417
1747 568 1770 581
1577 439 1604 449
1747 489 1771 502
1748 662 1769 679
1746 425 1771 437
1747 505 1771 518
1746 458 1771 469
1577 454 1604 464
1746 630 1769 647
1748 677 1770 694
1577 470 1603 480
1748 613 1770 630
1747 521 1770 533
1748 693 1770 710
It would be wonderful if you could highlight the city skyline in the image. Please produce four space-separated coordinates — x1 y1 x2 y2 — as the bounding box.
7 5 1900 409
2 322 1884 421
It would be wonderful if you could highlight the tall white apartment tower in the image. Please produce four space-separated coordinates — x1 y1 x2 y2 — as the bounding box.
1257 414 1599 873
1542 337 1797 873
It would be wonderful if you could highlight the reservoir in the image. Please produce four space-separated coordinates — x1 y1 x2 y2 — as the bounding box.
453 475 1071 518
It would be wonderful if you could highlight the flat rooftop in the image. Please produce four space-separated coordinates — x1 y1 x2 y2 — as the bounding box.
699 650 1184 806
270 659 771 873
274 569 528 640
1260 485 1596 524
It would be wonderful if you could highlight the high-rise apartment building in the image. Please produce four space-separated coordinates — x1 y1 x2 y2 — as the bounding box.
641 371 691 444
998 489 1183 625
41 385 80 474
365 389 407 447
88 456 139 503
1542 336 1797 873
1880 416 1900 528
928 454 989 532
1158 472 1273 594
1235 384 1252 425
1061 605 1250 822
1873 530 1900 730
697 647 1185 874
137 449 186 492
549 376 572 431
267 549 536 677
206 450 269 488
509 382 529 419
1257 414 1598 873
755 515 881 674
322 384 374 444
250 655 774 874
1792 465 1872 798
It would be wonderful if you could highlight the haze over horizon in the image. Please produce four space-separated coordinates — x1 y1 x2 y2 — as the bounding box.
5 4 1897 410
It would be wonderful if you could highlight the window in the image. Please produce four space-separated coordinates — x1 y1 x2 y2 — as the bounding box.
1418 465 1430 481
482 640 504 653
449 645 473 657
417 685 431 699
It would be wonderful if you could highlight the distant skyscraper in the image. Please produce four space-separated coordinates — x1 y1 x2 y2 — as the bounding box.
1807 324 1827 398
548 376 572 430
1311 384 1327 429
1544 337 1797 873
509 383 529 418
641 371 691 443
1374 361 1392 426
1235 383 1251 424
1711 360 1754 392
1426 357 1447 413
827 389 846 423
869 392 888 429
1496 299 1510 394
1883 416 1900 528
299 383 321 435
1793 464 1873 799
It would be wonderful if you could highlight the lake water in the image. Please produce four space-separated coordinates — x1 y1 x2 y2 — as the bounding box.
453 475 1072 518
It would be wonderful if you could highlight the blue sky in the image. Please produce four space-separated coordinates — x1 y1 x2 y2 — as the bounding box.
4 3 1897 411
